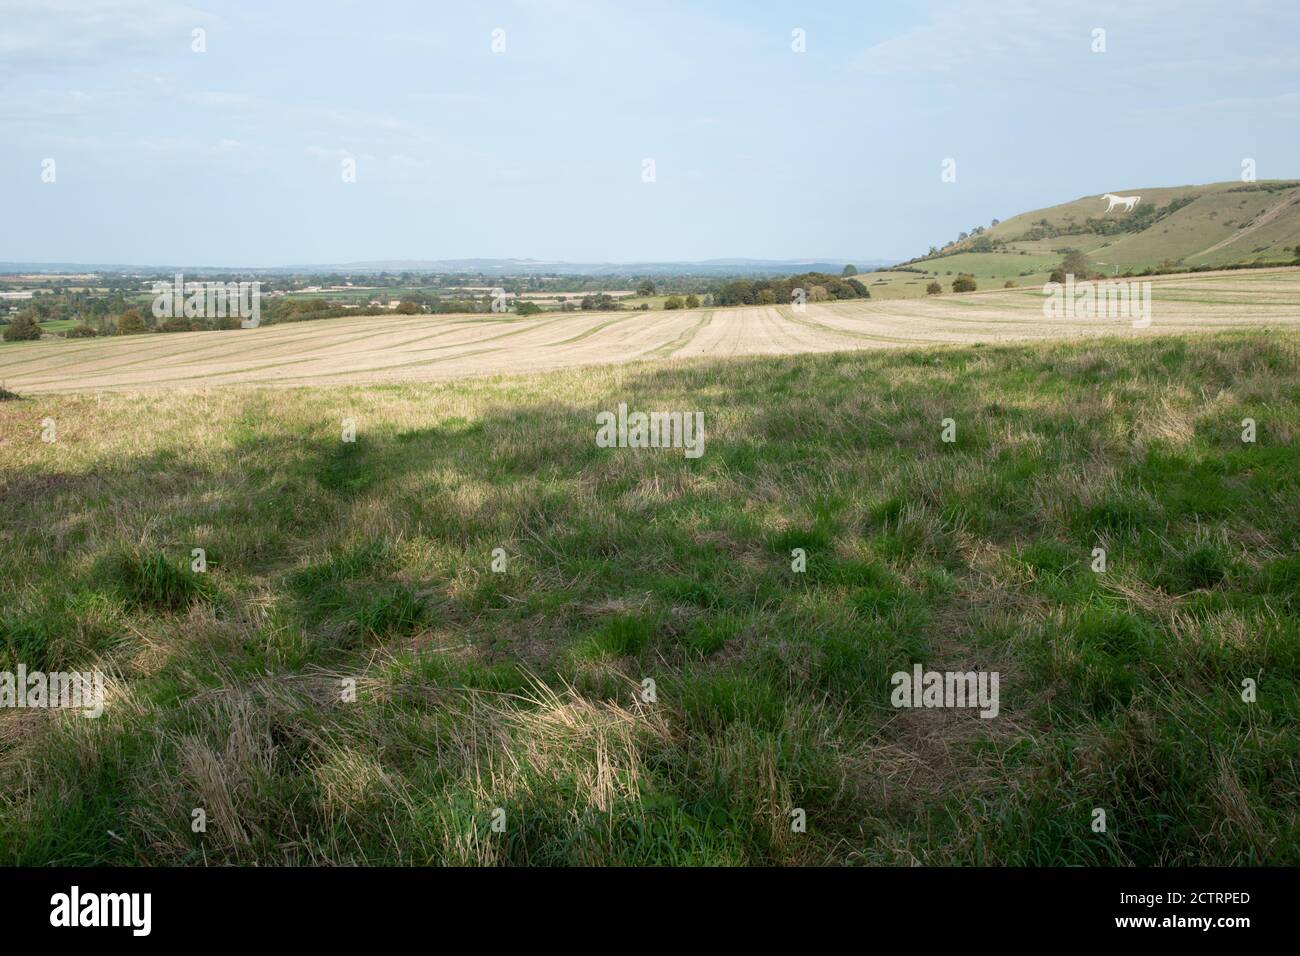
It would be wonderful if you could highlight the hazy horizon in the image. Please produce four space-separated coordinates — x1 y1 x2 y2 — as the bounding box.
0 255 899 272
5 0 1299 265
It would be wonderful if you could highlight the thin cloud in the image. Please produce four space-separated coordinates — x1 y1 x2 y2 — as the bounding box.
852 0 1300 82
0 0 215 71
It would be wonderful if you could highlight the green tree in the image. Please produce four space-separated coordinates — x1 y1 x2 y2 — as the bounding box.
2 312 42 341
926 281 942 295
1059 249 1090 277
841 264 857 276
951 275 977 293
581 294 616 311
514 300 541 316
684 294 700 308
116 309 148 335
663 295 685 310
715 280 756 306
636 279 655 297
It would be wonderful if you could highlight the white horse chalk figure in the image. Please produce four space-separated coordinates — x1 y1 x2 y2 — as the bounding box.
1102 192 1140 214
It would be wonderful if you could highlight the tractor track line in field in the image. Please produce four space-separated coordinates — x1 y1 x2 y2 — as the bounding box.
779 306 925 345
246 346 506 384
23 355 327 389
643 310 714 358
545 312 643 347
408 315 569 351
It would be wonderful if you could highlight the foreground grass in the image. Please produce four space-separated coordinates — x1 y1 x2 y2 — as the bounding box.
0 332 1297 865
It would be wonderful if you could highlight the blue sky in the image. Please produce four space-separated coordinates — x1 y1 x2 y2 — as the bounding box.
4 0 1299 266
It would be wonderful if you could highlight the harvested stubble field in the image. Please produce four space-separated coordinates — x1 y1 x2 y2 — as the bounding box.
0 294 1297 865
2 268 1299 394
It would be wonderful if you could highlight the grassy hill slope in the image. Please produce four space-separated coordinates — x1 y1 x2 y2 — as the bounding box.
875 181 1300 297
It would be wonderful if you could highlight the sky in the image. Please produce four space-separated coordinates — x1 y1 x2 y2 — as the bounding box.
3 0 1299 267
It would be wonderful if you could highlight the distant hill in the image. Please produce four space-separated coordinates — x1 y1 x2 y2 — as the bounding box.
910 180 1300 274
301 258 896 277
0 258 894 278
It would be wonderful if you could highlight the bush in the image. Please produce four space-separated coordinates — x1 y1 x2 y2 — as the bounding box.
116 309 148 335
1060 250 1090 276
514 300 541 316
2 313 42 341
926 282 942 295
160 318 193 332
951 275 977 293
1004 280 1016 288
684 294 700 308
663 296 685 310
65 323 98 338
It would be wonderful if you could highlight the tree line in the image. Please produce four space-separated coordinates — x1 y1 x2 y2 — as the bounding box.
713 272 870 306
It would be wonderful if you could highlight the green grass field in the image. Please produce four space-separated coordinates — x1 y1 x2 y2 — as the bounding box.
617 294 674 310
36 319 80 334
863 253 1058 299
1 332 1297 865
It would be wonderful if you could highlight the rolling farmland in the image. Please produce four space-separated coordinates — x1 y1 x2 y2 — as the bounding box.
3 268 1299 393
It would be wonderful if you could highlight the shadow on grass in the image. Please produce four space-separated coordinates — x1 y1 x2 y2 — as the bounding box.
1 335 1298 864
